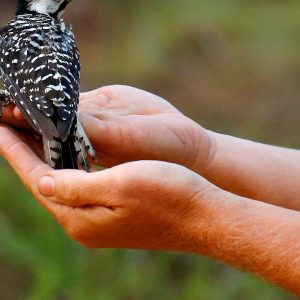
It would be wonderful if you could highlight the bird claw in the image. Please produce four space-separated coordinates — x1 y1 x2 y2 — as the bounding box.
0 89 11 117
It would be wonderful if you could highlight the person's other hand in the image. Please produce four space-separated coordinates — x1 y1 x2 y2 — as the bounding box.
79 86 213 171
0 125 215 250
1 85 213 173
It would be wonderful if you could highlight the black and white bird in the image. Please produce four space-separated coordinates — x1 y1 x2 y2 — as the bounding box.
0 0 95 170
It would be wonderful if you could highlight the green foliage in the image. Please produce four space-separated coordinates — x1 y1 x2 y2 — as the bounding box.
0 0 299 299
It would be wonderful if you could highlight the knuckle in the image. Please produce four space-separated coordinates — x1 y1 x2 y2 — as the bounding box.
94 87 113 106
0 139 23 158
56 172 85 204
63 187 80 204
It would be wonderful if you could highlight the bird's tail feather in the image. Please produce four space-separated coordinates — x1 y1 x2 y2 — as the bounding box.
43 117 95 171
75 118 96 160
73 117 96 170
43 137 62 169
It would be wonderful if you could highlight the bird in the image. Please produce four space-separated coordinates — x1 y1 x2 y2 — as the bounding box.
0 0 95 170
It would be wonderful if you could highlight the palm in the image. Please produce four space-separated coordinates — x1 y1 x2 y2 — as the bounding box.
1 85 210 171
78 85 209 170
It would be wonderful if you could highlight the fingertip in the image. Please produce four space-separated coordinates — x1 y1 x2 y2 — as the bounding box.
38 176 55 197
1 105 14 120
13 107 25 120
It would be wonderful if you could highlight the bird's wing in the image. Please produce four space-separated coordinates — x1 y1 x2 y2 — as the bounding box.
0 16 80 141
0 64 59 138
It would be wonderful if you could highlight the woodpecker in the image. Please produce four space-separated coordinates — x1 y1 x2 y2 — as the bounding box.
0 0 95 170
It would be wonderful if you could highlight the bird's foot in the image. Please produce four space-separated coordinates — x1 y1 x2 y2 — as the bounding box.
0 89 11 117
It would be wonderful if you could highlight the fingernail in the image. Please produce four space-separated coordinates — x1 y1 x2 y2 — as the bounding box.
38 176 55 197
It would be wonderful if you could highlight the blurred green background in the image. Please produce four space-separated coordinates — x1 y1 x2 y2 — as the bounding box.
0 0 299 299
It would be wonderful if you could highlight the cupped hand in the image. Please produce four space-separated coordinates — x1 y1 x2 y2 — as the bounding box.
1 85 213 173
0 125 215 250
79 85 213 171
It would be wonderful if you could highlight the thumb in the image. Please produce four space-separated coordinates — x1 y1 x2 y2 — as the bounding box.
38 169 112 207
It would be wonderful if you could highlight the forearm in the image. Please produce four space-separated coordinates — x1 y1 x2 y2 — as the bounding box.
197 131 300 210
183 189 300 295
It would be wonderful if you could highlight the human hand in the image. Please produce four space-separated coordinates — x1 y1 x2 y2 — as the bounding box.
1 85 213 173
79 85 213 171
0 125 215 250
2 125 300 295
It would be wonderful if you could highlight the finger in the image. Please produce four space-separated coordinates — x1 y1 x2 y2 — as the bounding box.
0 125 69 217
1 105 21 124
78 113 135 167
80 85 178 115
0 105 31 130
13 129 44 159
0 125 50 181
1 104 15 121
78 113 128 167
14 106 26 120
38 168 117 208
79 113 175 168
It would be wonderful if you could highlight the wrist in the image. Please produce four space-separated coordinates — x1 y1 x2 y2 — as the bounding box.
170 182 300 294
177 186 247 256
172 181 226 254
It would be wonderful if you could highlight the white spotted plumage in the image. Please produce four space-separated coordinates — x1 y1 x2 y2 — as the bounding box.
0 0 95 170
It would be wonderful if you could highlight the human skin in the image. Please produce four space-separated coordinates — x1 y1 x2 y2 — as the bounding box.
1 85 300 294
3 85 300 210
0 125 300 294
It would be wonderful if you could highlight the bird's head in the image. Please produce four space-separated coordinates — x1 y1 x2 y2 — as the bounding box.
17 0 72 19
